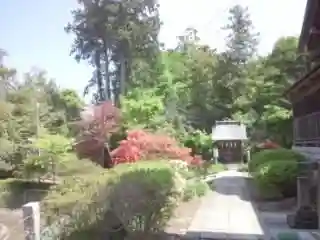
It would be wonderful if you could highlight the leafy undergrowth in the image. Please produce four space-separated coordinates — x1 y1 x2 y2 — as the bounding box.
38 158 207 239
0 178 53 209
182 180 209 201
0 125 214 238
0 153 101 209
169 160 222 201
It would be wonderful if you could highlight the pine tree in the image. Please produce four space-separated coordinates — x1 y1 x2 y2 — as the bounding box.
66 0 160 105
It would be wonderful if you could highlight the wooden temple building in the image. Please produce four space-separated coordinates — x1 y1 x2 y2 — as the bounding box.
286 0 320 160
285 0 320 230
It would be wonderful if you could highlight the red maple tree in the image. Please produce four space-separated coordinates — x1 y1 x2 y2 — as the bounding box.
74 101 121 167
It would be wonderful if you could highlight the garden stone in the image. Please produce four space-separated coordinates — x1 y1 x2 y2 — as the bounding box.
287 172 318 229
297 176 311 208
287 206 318 229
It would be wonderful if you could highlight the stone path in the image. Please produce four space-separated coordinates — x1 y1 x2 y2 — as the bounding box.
0 208 24 240
186 170 264 240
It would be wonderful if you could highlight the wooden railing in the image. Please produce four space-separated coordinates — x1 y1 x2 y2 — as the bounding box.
294 111 320 146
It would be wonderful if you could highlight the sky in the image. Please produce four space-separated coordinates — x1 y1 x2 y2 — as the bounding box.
0 0 307 97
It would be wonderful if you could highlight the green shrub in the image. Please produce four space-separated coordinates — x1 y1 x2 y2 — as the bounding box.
253 160 298 199
40 160 182 238
176 167 196 180
55 153 102 177
17 133 73 179
183 130 212 160
108 162 180 232
182 180 209 201
121 89 166 131
0 178 52 208
249 148 305 173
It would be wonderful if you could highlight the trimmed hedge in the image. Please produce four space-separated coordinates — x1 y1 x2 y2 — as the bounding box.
249 148 305 173
254 160 298 199
40 160 184 238
250 149 306 200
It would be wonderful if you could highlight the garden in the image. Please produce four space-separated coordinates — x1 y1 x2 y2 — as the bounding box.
0 0 306 237
0 95 223 238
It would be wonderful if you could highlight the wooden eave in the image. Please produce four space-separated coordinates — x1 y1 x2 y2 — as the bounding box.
285 0 320 103
298 0 319 52
285 63 320 103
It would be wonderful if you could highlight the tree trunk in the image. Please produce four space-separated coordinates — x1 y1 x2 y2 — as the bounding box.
115 53 126 108
103 41 111 101
95 50 104 101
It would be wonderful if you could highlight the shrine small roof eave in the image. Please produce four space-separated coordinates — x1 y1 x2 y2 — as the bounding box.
284 63 320 98
211 124 248 141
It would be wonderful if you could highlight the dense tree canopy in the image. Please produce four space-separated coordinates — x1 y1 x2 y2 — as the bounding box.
0 60 83 171
0 2 304 172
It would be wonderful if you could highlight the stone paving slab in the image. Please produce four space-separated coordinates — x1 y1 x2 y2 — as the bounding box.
0 208 24 240
186 170 264 239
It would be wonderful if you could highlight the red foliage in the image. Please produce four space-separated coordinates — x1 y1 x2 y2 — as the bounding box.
111 129 201 165
74 101 120 162
257 140 280 149
189 155 204 166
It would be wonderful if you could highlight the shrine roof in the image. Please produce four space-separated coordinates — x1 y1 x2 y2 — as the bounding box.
212 122 247 141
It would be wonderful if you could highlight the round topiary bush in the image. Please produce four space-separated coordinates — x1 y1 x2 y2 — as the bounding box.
253 160 299 199
249 148 305 173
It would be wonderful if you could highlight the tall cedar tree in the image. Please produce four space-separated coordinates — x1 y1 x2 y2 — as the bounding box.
66 0 161 105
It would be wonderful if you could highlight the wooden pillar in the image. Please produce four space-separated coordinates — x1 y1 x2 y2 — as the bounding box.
304 49 311 73
297 176 311 208
296 161 313 209
317 162 320 229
